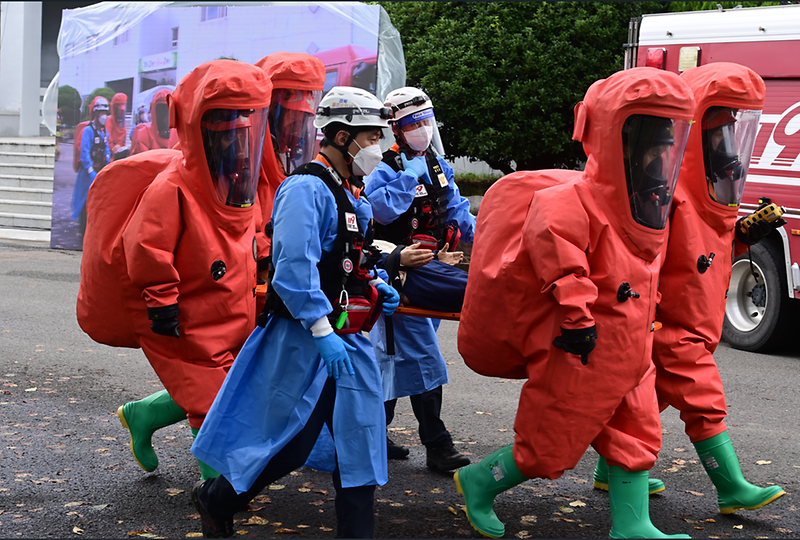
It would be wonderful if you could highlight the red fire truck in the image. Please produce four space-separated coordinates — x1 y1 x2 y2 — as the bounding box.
626 4 800 352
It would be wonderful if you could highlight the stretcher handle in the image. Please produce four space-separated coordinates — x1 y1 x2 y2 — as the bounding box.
394 305 461 321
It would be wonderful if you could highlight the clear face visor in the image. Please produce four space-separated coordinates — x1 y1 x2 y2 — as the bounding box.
202 108 269 208
623 114 691 230
269 89 323 175
113 104 126 122
702 107 761 207
396 108 445 155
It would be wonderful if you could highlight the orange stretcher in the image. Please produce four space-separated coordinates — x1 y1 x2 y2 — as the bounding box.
256 283 461 321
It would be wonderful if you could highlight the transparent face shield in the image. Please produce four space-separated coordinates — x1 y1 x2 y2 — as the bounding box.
113 104 126 123
623 114 691 230
155 102 170 139
269 89 323 175
396 107 445 155
201 108 269 208
702 107 761 207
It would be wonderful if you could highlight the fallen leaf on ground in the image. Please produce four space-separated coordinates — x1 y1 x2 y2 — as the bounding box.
674 447 686 452
298 488 311 493
319 527 333 532
268 484 285 490
274 528 300 534
64 502 90 507
521 515 537 524
516 532 531 539
559 507 574 514
733 524 743 529
475 411 492 415
185 533 202 538
448 507 458 515
681 490 704 496
756 460 772 465
73 526 84 535
253 495 271 503
569 501 586 507
242 516 269 526
166 488 184 496
774 528 793 534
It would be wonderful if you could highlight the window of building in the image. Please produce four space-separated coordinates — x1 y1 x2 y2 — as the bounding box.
201 6 227 22
172 27 179 48
114 27 130 46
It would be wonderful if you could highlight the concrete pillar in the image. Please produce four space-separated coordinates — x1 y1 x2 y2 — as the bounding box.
0 2 43 137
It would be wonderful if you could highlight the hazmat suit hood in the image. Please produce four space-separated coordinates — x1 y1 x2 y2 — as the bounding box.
678 63 765 236
149 89 174 144
573 67 695 261
107 92 129 152
255 52 325 184
168 59 273 233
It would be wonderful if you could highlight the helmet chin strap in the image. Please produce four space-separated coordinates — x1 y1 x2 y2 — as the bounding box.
324 131 357 173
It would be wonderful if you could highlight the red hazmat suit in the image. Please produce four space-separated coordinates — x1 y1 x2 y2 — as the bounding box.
121 60 272 429
130 89 179 155
106 92 129 160
458 67 696 478
253 52 325 261
653 63 765 442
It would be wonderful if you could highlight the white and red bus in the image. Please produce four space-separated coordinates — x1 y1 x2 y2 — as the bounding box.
626 4 800 352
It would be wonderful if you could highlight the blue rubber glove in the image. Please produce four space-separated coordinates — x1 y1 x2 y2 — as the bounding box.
376 282 400 316
314 333 357 380
401 153 429 183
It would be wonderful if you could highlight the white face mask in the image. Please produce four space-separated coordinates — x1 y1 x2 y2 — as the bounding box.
98 114 108 125
404 124 434 152
349 139 383 176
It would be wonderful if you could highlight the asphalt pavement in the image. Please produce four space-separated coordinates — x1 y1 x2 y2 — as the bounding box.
1 241 799 539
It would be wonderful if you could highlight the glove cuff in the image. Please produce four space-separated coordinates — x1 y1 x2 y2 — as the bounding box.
147 304 180 321
559 325 598 342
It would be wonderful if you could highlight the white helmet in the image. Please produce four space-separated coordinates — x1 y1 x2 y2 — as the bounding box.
384 87 432 123
314 86 391 130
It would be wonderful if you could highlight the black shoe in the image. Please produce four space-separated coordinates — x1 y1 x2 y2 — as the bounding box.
387 436 409 460
426 443 471 472
191 480 234 538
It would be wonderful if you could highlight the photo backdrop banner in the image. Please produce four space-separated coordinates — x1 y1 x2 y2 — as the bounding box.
49 1 405 250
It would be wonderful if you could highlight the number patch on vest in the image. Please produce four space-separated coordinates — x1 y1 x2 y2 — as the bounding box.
415 184 428 198
345 212 359 232
438 173 448 187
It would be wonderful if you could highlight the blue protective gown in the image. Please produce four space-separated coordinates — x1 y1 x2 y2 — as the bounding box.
363 154 475 400
71 123 110 219
192 163 387 493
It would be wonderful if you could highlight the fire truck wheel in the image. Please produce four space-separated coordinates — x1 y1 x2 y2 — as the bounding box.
723 242 795 352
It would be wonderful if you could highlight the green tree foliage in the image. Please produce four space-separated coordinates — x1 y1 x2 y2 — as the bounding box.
381 2 671 173
58 85 82 127
80 87 116 123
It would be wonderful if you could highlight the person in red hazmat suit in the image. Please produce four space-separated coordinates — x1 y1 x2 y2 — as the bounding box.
252 52 325 306
593 62 785 515
130 88 179 155
454 67 696 539
106 92 130 161
190 86 400 538
115 60 272 482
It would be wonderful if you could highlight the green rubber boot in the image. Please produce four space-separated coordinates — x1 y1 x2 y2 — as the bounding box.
594 456 666 495
694 431 785 514
608 466 691 539
191 427 221 481
453 444 528 538
117 390 187 472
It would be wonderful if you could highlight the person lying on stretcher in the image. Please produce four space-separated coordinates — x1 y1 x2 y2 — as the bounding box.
373 239 467 314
